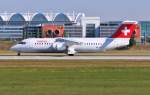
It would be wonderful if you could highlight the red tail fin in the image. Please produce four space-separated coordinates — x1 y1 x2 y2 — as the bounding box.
111 21 138 38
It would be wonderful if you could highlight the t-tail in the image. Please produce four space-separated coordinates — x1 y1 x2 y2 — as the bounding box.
111 21 138 38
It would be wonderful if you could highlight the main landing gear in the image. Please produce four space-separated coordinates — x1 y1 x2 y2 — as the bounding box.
66 47 76 56
68 54 75 56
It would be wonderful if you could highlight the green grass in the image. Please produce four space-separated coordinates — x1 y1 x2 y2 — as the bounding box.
0 60 149 95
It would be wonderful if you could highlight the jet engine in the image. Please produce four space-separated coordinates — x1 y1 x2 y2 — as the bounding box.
52 42 67 51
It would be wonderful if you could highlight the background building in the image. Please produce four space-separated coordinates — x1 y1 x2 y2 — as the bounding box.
100 21 121 37
42 25 64 38
64 25 82 37
0 26 23 40
23 25 42 39
139 21 150 44
0 12 100 40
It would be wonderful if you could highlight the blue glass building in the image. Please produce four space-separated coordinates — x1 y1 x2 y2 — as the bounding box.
139 21 150 43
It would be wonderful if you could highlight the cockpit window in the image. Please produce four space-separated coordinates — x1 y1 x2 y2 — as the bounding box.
18 42 26 45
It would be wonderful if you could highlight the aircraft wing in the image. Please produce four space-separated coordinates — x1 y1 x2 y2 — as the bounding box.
55 38 82 46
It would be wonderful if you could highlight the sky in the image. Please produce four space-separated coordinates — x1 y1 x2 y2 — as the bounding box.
0 0 150 21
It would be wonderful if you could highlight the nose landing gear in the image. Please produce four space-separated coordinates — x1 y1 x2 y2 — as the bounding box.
17 52 21 56
66 47 76 56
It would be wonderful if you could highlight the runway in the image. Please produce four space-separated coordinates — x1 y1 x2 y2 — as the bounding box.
0 55 150 60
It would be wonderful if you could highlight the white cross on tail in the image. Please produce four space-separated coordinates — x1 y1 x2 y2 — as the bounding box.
121 27 130 36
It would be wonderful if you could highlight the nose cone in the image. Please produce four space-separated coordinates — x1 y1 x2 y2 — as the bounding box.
10 45 18 51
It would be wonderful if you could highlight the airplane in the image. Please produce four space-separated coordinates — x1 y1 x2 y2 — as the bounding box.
10 21 138 56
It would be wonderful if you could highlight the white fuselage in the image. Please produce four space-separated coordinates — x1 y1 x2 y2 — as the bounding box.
10 38 130 53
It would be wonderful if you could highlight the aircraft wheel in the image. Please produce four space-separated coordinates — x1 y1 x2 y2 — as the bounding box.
68 54 74 56
17 52 21 56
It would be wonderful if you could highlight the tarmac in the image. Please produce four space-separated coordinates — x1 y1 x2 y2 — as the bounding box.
0 55 150 60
